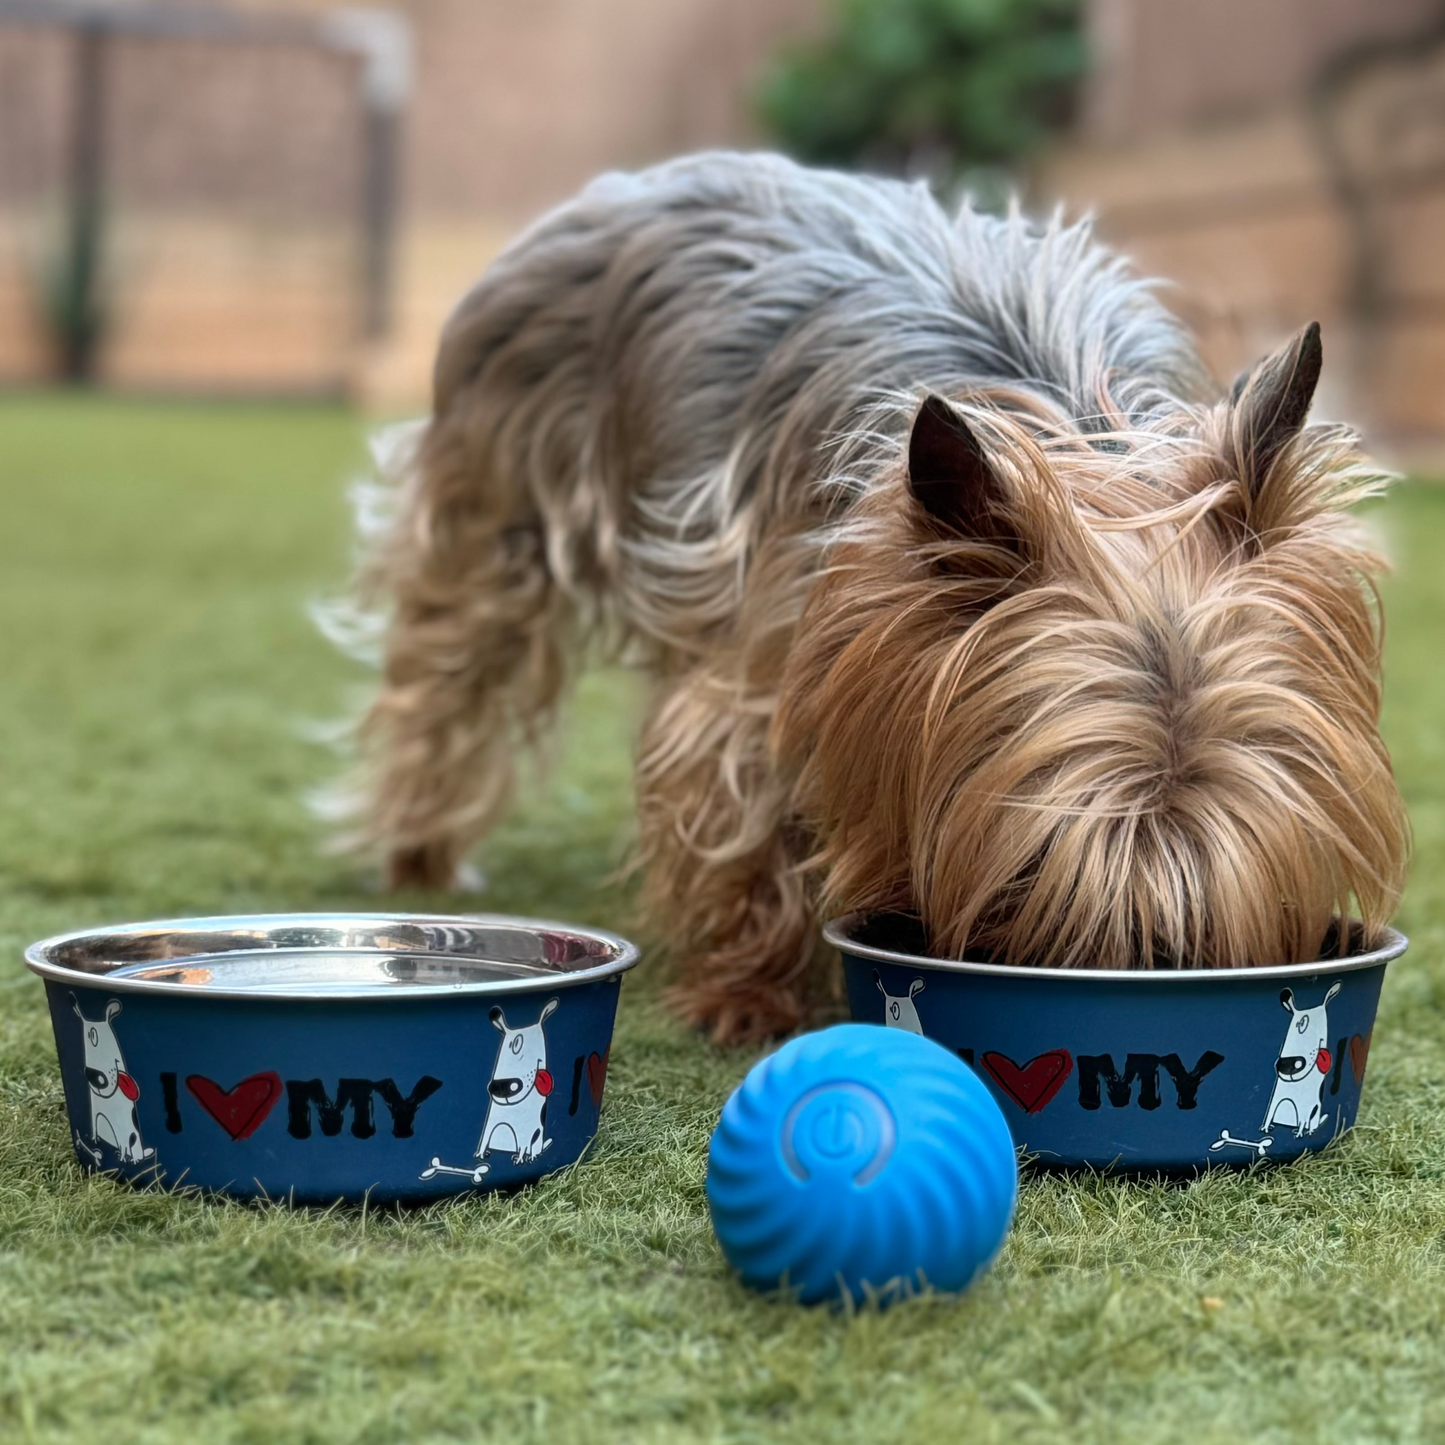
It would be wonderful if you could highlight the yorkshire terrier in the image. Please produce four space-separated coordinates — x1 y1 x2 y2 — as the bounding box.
329 152 1409 1042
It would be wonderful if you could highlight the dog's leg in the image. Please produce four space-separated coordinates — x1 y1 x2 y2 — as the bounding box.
337 199 632 890
636 666 820 1044
352 404 576 891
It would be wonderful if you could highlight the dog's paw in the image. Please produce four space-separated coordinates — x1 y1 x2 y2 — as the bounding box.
386 845 486 893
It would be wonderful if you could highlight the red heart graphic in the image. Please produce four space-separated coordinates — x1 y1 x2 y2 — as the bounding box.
981 1049 1074 1114
534 1069 553 1097
186 1072 282 1141
1349 1031 1372 1085
117 1072 139 1102
586 1049 610 1108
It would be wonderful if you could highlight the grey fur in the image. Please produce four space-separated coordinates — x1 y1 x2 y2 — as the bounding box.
429 150 1211 652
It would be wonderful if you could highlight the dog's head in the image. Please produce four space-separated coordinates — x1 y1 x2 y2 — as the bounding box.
776 323 1408 971
72 997 130 1099
1276 981 1340 1081
486 999 557 1103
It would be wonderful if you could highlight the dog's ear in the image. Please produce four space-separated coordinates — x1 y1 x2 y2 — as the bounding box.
1324 980 1342 1006
105 1000 121 1023
490 1006 508 1034
907 395 1017 548
873 969 885 995
70 993 84 1020
1279 988 1296 1013
1230 322 1321 490
538 997 558 1024
908 978 925 999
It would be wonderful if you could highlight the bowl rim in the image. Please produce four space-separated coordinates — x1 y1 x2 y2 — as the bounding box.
24 911 642 1002
822 913 1409 982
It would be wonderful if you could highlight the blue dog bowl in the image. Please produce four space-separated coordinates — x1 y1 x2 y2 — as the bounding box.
829 913 1407 1172
26 913 640 1203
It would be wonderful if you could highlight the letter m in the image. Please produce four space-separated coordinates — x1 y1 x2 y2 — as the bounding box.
1077 1054 1163 1111
286 1079 377 1139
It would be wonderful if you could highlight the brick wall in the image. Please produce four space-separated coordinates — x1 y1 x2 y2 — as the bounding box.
13 0 1445 441
1082 0 1441 139
0 12 368 392
1042 0 1445 443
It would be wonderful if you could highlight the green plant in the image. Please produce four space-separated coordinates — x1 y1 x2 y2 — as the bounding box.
756 0 1087 190
44 20 111 383
45 191 108 383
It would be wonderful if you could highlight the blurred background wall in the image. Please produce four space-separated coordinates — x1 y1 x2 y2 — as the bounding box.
1043 0 1445 441
0 0 819 401
4 0 1445 447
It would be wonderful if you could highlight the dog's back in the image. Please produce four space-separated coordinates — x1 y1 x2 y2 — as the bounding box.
431 152 1208 642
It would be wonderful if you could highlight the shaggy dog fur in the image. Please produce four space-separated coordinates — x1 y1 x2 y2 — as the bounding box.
327 152 1409 1042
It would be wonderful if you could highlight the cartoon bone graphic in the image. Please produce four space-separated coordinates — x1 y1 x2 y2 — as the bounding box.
1210 1129 1273 1157
875 970 925 1034
1212 980 1342 1155
72 996 155 1166
418 997 560 1184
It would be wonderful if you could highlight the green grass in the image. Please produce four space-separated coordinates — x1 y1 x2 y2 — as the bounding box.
2 394 1445 1445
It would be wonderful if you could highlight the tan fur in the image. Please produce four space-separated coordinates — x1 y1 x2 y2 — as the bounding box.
775 392 1407 975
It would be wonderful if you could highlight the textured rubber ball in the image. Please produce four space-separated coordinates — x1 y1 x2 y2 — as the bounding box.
706 1023 1018 1306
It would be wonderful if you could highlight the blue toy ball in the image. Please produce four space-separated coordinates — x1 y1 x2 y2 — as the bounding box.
706 1023 1018 1306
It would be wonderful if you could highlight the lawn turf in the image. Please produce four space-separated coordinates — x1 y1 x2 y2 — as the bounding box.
2 393 1445 1445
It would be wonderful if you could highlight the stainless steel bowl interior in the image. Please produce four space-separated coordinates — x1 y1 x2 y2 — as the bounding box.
25 913 641 1000
823 912 1408 983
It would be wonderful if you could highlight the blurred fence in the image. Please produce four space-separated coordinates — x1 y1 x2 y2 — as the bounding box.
0 1 405 396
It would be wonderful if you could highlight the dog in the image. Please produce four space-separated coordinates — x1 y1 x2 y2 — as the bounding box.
328 151 1409 1042
875 972 926 1035
476 999 557 1165
1264 982 1341 1137
72 996 154 1165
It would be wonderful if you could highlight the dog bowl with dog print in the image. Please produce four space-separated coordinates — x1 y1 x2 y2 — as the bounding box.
829 913 1406 1172
26 913 639 1203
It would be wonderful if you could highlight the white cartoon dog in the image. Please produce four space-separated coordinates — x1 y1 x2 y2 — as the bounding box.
875 971 925 1034
1263 982 1340 1137
476 998 559 1165
73 997 154 1166
418 997 562 1185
